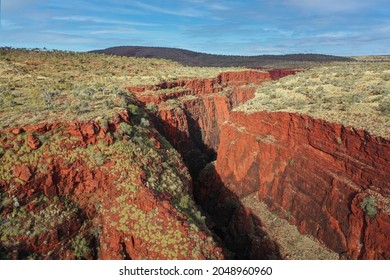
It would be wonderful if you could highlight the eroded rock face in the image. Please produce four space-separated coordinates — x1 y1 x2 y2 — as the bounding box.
214 111 390 259
0 112 223 260
130 69 390 260
130 70 299 176
3 68 387 260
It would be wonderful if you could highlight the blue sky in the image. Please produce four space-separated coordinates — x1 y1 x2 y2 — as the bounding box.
1 0 389 55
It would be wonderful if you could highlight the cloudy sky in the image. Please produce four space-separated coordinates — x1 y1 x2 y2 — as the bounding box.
1 0 389 55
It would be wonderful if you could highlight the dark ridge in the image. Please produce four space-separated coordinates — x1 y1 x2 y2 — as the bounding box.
91 46 355 68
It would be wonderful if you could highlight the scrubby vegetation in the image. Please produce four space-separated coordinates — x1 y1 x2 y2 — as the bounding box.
0 105 215 258
1 47 388 260
0 48 241 128
0 48 225 259
360 196 378 218
238 62 390 137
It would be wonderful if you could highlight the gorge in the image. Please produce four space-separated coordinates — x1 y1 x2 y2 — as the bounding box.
128 69 390 259
1 50 389 260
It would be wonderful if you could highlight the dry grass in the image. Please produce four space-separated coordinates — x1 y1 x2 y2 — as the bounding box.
0 48 245 128
241 193 339 260
351 56 390 62
238 62 390 138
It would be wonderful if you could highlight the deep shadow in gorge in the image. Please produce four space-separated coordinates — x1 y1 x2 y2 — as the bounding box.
139 70 305 259
152 114 283 259
196 163 283 259
129 68 390 260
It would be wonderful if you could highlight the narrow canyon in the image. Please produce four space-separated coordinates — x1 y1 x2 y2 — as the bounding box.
1 69 389 260
128 69 390 259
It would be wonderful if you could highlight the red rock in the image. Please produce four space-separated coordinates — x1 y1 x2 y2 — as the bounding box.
86 135 97 145
132 69 389 259
130 70 292 107
24 123 50 134
98 127 107 138
13 165 32 182
119 111 131 123
27 133 41 150
68 122 82 138
144 71 276 175
11 128 24 135
104 134 114 146
82 123 96 138
268 69 302 80
44 182 57 197
0 69 315 260
214 111 390 259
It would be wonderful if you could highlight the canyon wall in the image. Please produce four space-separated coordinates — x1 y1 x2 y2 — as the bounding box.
130 69 390 259
4 67 388 260
129 70 299 176
213 111 390 259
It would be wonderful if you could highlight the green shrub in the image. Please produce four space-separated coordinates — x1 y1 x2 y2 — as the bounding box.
360 196 378 217
377 100 390 115
43 91 60 109
380 72 390 81
127 104 139 115
118 122 133 136
102 100 114 111
72 236 91 259
98 118 109 129
93 152 106 165
140 118 150 127
179 195 191 210
146 102 158 113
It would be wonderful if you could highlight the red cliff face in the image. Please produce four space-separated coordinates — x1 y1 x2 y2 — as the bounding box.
128 70 277 93
129 70 299 176
129 69 389 260
4 67 387 260
214 111 390 259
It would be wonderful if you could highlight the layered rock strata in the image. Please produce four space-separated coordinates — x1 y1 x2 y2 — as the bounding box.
130 70 390 259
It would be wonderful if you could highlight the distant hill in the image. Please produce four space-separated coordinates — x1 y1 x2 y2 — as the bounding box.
91 46 354 68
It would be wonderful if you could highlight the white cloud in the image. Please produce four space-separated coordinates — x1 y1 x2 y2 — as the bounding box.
89 28 138 35
1 19 21 30
2 0 44 11
129 0 205 17
184 0 231 11
206 3 230 11
284 0 372 13
52 16 159 26
314 31 358 38
252 46 291 54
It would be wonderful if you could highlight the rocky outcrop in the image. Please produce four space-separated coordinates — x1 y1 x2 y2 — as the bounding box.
0 110 223 260
213 111 390 259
